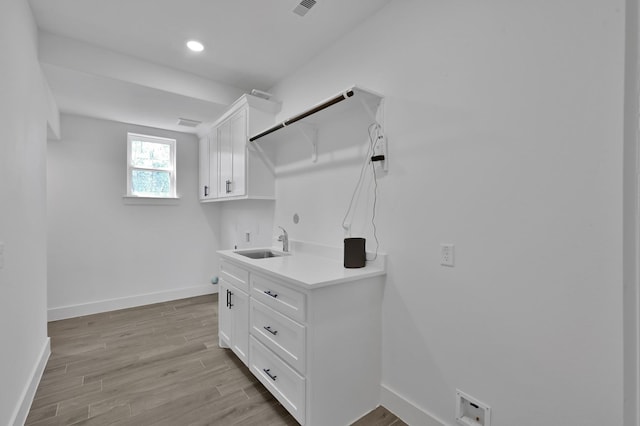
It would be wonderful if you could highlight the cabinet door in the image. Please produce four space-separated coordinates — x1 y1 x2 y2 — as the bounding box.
199 132 219 200
198 135 210 200
230 287 249 366
218 119 232 197
218 109 247 198
229 108 247 197
208 131 218 199
218 280 232 347
219 279 249 366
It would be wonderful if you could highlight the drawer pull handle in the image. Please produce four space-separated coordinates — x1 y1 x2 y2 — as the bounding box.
263 326 278 336
264 290 278 298
263 368 277 381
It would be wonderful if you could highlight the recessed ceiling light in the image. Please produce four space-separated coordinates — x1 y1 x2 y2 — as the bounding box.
186 40 204 52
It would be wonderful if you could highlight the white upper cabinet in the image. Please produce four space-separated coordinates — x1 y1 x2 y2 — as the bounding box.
217 108 246 198
199 94 280 202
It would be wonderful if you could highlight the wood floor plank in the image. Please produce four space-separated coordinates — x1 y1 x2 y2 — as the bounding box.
232 403 299 426
89 401 130 419
352 406 408 426
27 405 88 426
116 387 246 426
126 369 225 416
45 346 109 371
74 405 131 426
31 381 102 411
28 294 403 425
100 357 205 392
25 403 58 425
82 341 207 384
56 385 121 417
41 363 67 379
33 375 84 399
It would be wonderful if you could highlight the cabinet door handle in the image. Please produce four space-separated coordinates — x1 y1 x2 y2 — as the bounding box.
263 326 278 336
226 289 230 308
264 290 278 299
263 368 277 381
225 180 232 194
204 185 209 197
228 290 234 308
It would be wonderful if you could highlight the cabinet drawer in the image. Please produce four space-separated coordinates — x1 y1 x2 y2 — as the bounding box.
251 274 306 322
250 299 305 374
249 337 305 425
220 260 249 293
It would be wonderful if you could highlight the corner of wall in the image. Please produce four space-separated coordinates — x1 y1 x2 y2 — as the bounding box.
10 337 50 426
48 284 217 321
43 74 60 140
380 384 446 426
623 0 640 424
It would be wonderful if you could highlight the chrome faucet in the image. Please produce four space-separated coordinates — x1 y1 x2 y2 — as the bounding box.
277 226 289 252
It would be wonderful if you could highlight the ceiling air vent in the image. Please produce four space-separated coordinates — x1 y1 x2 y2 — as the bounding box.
177 118 201 128
293 0 317 17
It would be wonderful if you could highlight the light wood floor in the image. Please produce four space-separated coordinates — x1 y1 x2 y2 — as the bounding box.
26 294 406 426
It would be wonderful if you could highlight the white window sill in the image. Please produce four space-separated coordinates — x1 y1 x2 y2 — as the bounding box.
122 195 181 205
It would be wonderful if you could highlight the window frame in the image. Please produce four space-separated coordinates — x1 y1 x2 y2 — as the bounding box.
126 132 177 198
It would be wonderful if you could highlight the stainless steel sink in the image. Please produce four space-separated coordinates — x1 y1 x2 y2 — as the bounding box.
235 249 288 259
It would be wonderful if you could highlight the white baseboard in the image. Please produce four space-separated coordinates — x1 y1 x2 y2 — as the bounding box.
48 284 218 321
381 383 447 426
11 337 51 426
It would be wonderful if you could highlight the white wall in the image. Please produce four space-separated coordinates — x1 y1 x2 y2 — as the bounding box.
623 0 640 424
47 114 221 319
0 0 51 423
218 200 276 250
252 1 626 425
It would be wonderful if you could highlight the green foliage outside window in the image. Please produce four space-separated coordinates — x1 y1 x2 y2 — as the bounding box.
127 133 176 198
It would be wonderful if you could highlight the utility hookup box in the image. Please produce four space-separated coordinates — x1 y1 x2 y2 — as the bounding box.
456 389 491 426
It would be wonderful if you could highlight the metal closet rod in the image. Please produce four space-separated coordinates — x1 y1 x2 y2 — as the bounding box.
249 89 355 142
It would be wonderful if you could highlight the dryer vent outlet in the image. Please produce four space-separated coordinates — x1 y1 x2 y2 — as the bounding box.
456 390 491 426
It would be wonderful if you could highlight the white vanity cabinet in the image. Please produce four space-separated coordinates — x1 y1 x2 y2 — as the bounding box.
217 254 385 426
200 94 279 202
218 260 250 366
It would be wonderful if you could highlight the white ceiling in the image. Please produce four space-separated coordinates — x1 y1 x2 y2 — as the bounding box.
28 0 392 134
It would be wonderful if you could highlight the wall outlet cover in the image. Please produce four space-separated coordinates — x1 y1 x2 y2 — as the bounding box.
441 243 454 267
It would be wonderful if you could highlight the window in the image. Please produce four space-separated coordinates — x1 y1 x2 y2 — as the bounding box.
127 133 177 198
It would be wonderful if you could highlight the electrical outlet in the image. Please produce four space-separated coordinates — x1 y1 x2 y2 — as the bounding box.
441 244 454 267
373 133 388 172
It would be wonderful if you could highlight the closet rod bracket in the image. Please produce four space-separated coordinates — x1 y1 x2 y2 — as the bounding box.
295 122 318 163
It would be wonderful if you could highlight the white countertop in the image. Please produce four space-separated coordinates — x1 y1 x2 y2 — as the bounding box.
217 241 386 289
